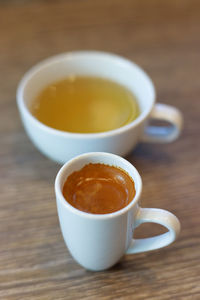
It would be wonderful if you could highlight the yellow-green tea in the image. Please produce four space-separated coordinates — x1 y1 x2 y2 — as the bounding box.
30 76 140 133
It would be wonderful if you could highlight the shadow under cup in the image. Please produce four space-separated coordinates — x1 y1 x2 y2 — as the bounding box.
16 51 156 163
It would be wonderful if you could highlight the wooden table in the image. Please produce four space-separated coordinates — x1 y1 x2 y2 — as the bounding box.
1 0 200 299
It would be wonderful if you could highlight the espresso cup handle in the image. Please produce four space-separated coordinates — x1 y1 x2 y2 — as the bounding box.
141 103 183 143
126 207 181 254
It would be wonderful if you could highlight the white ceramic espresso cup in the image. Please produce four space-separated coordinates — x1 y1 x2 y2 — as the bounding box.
17 51 183 164
55 152 181 271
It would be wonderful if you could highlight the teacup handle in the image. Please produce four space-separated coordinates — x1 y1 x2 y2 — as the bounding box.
141 103 183 143
126 207 181 254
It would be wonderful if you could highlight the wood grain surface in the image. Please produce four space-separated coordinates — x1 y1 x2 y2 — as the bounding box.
0 0 200 299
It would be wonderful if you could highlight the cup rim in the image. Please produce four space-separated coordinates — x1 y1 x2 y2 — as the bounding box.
55 152 142 220
16 50 156 138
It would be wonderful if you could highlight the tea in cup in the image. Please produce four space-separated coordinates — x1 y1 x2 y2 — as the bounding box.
55 152 181 271
17 51 183 163
30 76 140 134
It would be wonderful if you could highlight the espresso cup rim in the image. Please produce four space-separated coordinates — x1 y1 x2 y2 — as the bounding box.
55 152 142 220
16 50 156 138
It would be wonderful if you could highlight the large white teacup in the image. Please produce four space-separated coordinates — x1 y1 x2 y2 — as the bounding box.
17 51 183 163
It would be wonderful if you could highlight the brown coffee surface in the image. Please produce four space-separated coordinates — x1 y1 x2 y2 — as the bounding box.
62 163 136 214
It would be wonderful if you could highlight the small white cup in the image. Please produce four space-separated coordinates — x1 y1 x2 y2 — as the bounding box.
55 152 180 271
17 51 183 164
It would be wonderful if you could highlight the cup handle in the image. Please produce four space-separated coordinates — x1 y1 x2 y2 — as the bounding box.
141 103 183 143
126 207 181 254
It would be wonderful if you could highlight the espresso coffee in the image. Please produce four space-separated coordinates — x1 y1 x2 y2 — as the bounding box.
30 76 140 133
62 163 136 214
